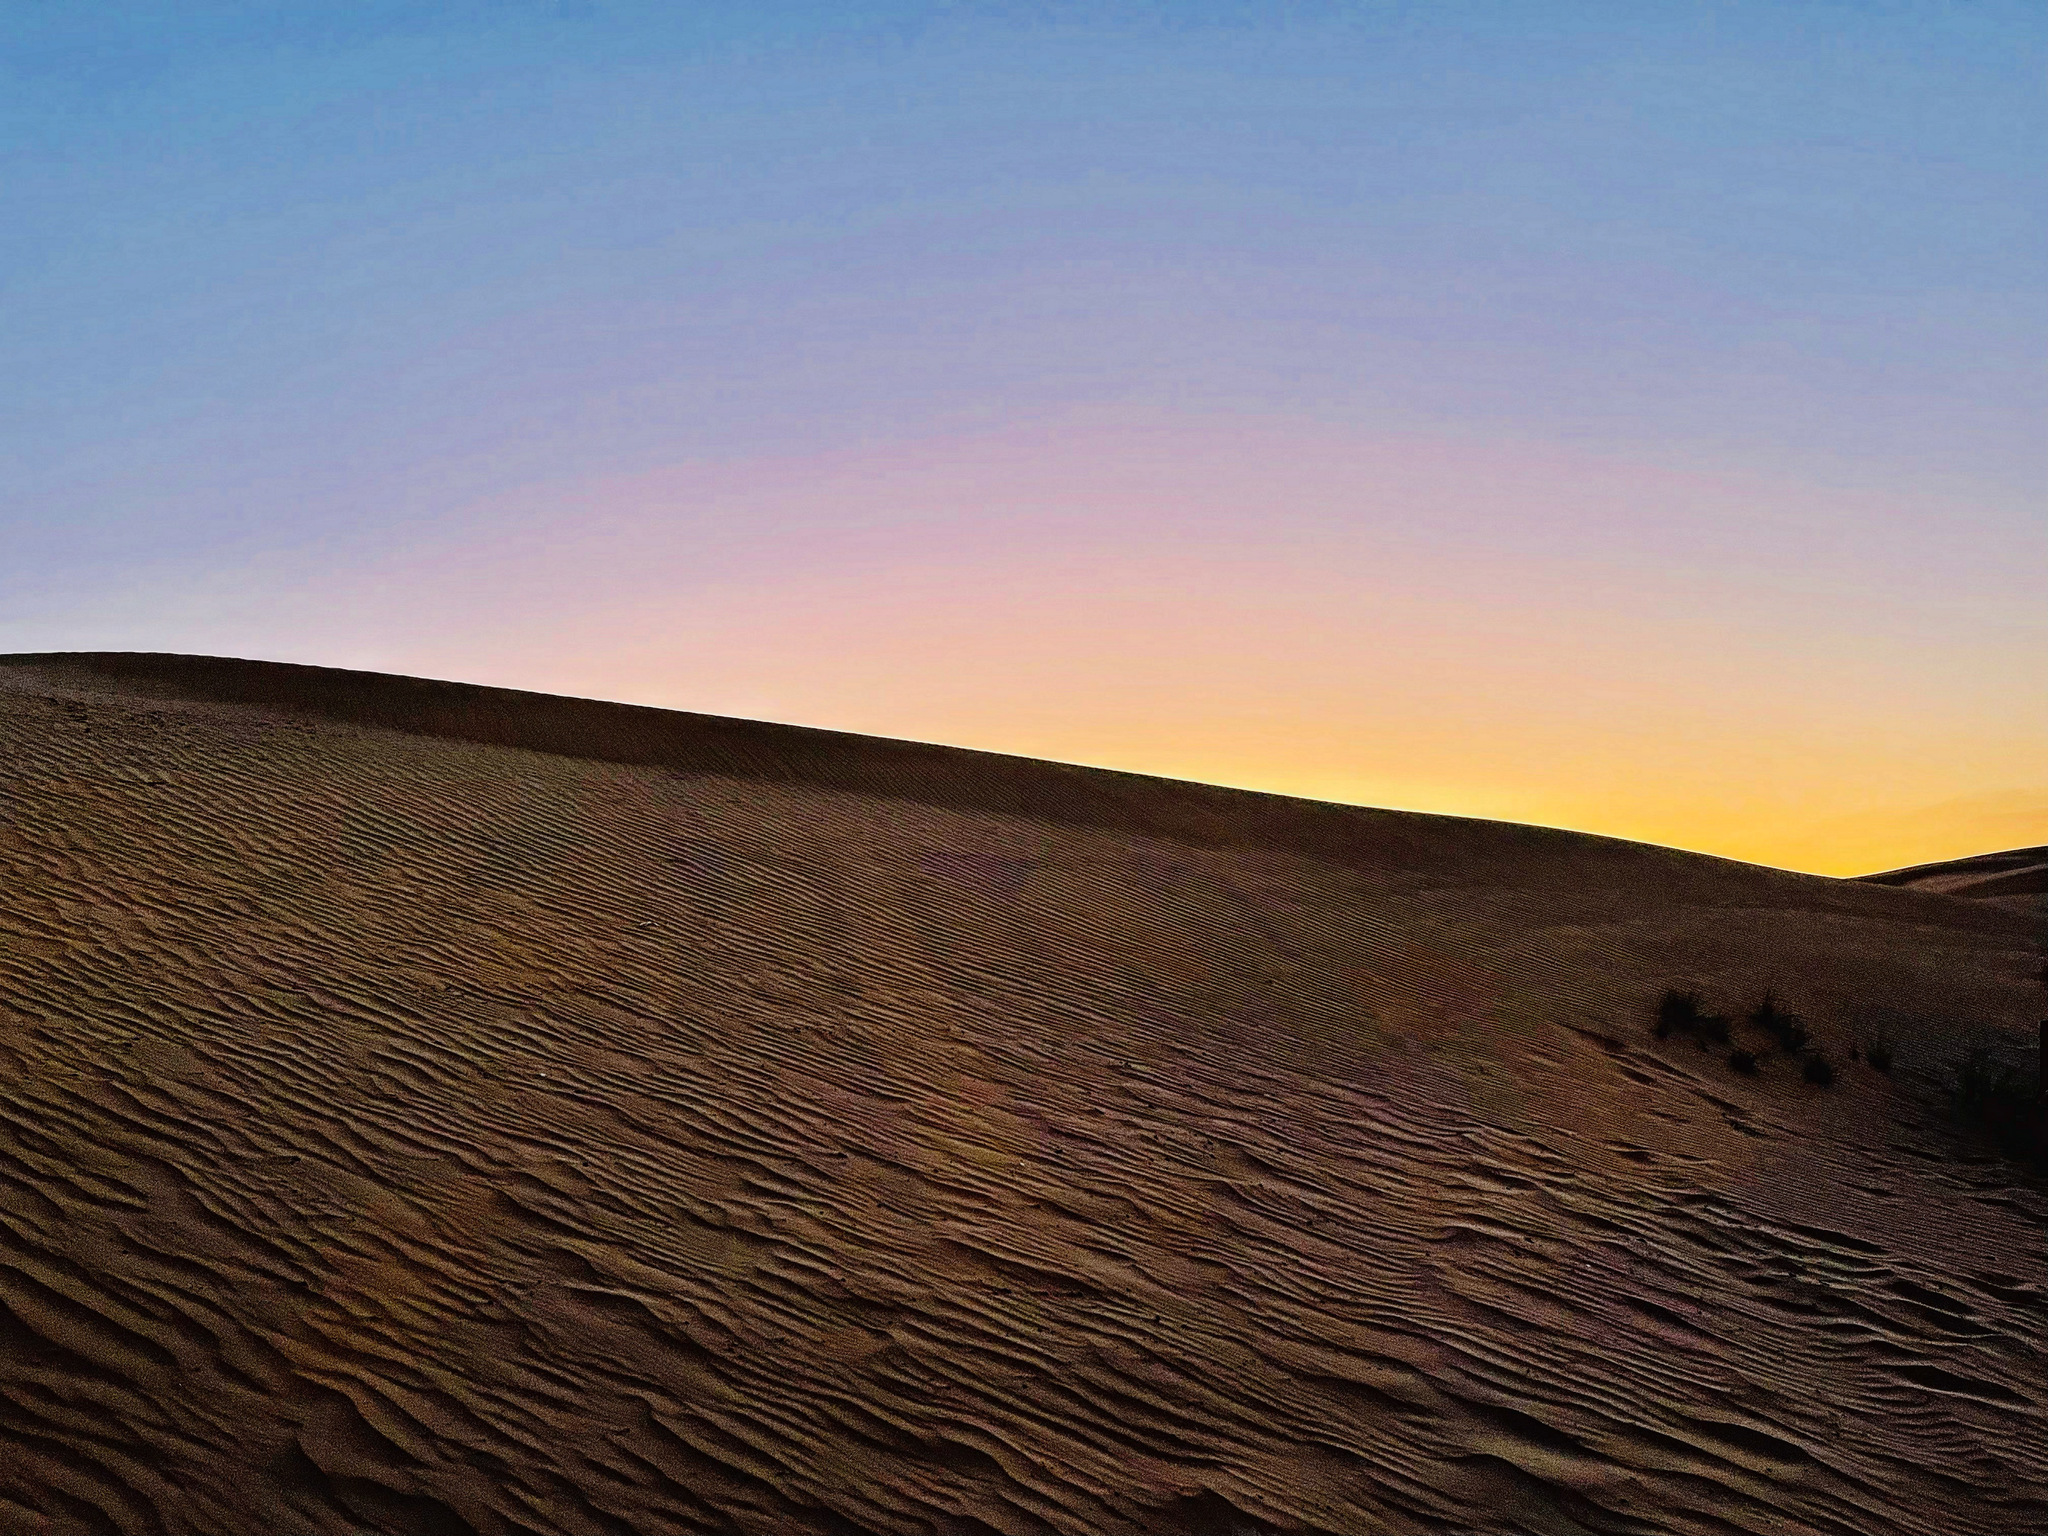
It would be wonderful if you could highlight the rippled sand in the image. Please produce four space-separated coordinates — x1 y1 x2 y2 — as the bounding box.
0 653 2041 1536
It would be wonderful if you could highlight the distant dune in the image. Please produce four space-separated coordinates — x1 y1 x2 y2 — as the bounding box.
0 652 2041 1536
1855 845 2048 914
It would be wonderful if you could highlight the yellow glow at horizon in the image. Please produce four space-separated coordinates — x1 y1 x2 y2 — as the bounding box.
473 554 2041 879
306 415 2044 881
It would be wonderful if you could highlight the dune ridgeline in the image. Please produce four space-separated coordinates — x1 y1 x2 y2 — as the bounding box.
0 652 2041 1536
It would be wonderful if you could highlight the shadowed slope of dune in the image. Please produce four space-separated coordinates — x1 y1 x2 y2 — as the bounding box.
0 652 2041 1536
1855 846 2048 914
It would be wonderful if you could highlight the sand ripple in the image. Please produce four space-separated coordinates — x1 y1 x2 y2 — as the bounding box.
0 654 2041 1536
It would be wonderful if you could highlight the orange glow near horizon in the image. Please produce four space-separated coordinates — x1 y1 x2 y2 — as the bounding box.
220 414 2045 882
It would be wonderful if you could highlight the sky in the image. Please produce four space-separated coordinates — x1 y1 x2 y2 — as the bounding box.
3 1 2042 876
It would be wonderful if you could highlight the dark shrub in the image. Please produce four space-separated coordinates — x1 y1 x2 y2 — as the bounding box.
1801 1052 1835 1086
1655 988 1729 1045
1655 988 1698 1039
1864 1038 1894 1073
1728 1048 1759 1075
1749 991 1807 1054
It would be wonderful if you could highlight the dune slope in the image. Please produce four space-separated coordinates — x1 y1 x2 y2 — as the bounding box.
0 653 2042 1536
1855 846 2048 914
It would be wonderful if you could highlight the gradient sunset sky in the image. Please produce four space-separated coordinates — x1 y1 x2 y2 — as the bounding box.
5 2 2042 876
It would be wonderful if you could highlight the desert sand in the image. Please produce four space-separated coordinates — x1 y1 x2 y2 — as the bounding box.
0 652 2040 1536
1855 845 2048 915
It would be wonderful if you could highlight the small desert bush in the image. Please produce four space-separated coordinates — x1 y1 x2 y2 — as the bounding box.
1655 988 1729 1046
1728 1047 1760 1075
1863 1037 1894 1073
1748 991 1808 1055
1653 988 1695 1038
1801 1052 1835 1086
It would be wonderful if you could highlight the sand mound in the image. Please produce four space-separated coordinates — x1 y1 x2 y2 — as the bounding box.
0 652 2041 1536
1856 846 2048 914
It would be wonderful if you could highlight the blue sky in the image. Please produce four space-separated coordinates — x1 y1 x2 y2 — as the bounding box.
4 2 2042 871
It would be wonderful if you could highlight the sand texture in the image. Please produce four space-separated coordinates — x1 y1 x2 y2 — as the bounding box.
1855 846 2048 915
0 652 2042 1536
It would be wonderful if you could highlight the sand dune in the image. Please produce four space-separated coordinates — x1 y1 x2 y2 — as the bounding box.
0 652 2041 1536
1855 846 2048 914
